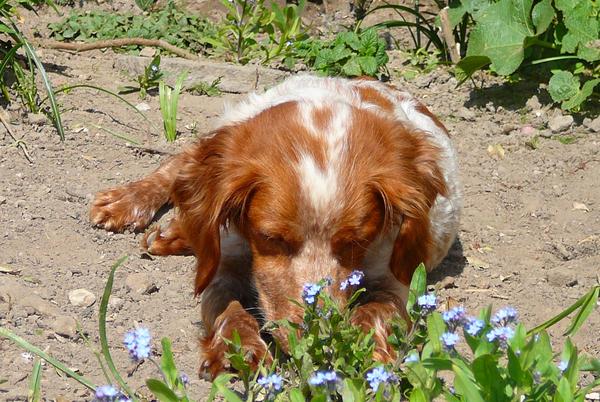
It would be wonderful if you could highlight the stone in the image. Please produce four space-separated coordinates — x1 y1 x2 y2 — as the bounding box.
51 316 78 338
548 115 573 132
20 295 58 316
125 273 157 294
586 392 600 400
136 102 151 112
68 288 96 307
139 47 156 58
583 116 600 133
457 107 476 121
28 113 47 126
0 196 6 206
525 95 542 111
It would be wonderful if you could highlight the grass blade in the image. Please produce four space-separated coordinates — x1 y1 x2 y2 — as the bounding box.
28 357 42 402
13 27 65 140
0 327 96 390
98 255 136 399
564 286 599 336
40 84 159 134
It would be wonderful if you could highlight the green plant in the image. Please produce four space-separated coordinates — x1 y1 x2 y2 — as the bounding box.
296 28 389 77
135 0 156 12
209 265 600 401
159 72 186 142
47 2 219 55
187 77 222 97
451 0 599 111
1 0 65 139
119 55 164 99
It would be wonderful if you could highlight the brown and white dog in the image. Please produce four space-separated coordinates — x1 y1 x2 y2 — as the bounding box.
90 75 461 378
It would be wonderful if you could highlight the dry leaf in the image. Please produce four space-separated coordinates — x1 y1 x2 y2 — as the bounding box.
466 256 490 269
487 144 505 159
0 265 20 275
572 202 589 212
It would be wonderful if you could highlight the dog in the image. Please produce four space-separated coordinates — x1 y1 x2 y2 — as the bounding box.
90 75 461 379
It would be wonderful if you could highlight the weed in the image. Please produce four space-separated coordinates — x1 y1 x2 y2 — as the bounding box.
159 72 187 142
525 135 540 150
556 135 578 145
119 55 164 99
135 0 156 12
187 77 222 97
296 28 389 77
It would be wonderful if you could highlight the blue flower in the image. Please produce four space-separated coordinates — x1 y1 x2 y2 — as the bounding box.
464 317 485 336
257 373 283 397
440 332 460 350
123 327 151 362
302 283 323 305
404 353 419 363
94 385 130 402
308 370 339 389
491 307 518 326
179 372 189 386
365 366 398 391
557 360 568 373
340 270 365 290
486 326 515 349
417 293 437 314
442 306 467 330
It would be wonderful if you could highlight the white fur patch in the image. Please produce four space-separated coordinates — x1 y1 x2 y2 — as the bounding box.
297 154 339 217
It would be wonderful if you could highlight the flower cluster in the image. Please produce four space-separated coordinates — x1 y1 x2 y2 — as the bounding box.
123 327 151 362
365 366 398 391
257 373 283 399
417 293 437 314
442 306 467 331
302 283 324 305
404 352 419 363
94 385 131 402
441 331 460 351
486 307 518 349
308 370 339 391
340 270 364 291
464 317 485 336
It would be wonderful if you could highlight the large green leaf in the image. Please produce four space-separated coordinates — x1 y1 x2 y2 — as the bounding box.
548 70 580 102
531 0 555 35
555 0 600 62
447 0 491 28
466 0 536 75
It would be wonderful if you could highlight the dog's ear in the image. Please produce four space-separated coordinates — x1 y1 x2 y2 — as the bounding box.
371 127 447 286
172 126 258 295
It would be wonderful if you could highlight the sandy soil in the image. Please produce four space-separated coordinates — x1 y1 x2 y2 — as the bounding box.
1 3 599 401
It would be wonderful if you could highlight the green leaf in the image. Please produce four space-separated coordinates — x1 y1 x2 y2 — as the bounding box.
555 0 600 62
28 357 42 402
554 377 573 402
0 23 15 34
357 56 378 76
563 285 599 335
472 354 505 401
409 388 428 402
289 388 306 402
160 338 178 388
359 29 379 55
548 71 580 102
338 31 361 51
342 58 362 77
465 0 536 75
146 378 180 402
426 312 445 354
447 0 491 27
454 55 491 85
453 365 485 402
407 263 427 315
562 79 600 111
531 0 555 35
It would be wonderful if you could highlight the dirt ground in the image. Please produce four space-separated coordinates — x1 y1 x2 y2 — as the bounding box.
1 2 599 401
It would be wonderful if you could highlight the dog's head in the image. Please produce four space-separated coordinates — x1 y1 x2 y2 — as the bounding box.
173 100 446 324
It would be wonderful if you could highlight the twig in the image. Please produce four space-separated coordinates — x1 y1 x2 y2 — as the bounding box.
0 112 33 163
38 38 198 61
125 142 174 156
439 7 460 64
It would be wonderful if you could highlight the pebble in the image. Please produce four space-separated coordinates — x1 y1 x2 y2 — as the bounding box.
51 316 78 338
68 288 96 307
27 113 47 126
520 125 537 136
525 95 542 111
586 392 600 400
139 47 156 58
0 196 6 206
136 102 151 112
457 107 476 121
125 273 157 294
583 116 600 133
548 115 573 133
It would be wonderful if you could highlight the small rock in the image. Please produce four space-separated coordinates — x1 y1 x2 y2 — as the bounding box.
566 279 578 287
125 273 157 294
51 316 78 338
457 107 476 121
68 289 96 307
520 125 537 136
136 102 151 112
539 129 553 138
525 95 542 111
108 296 125 311
20 295 58 316
439 276 457 289
139 47 156 58
0 196 6 206
502 124 517 134
583 116 600 133
27 113 47 126
548 115 573 133
586 392 600 400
